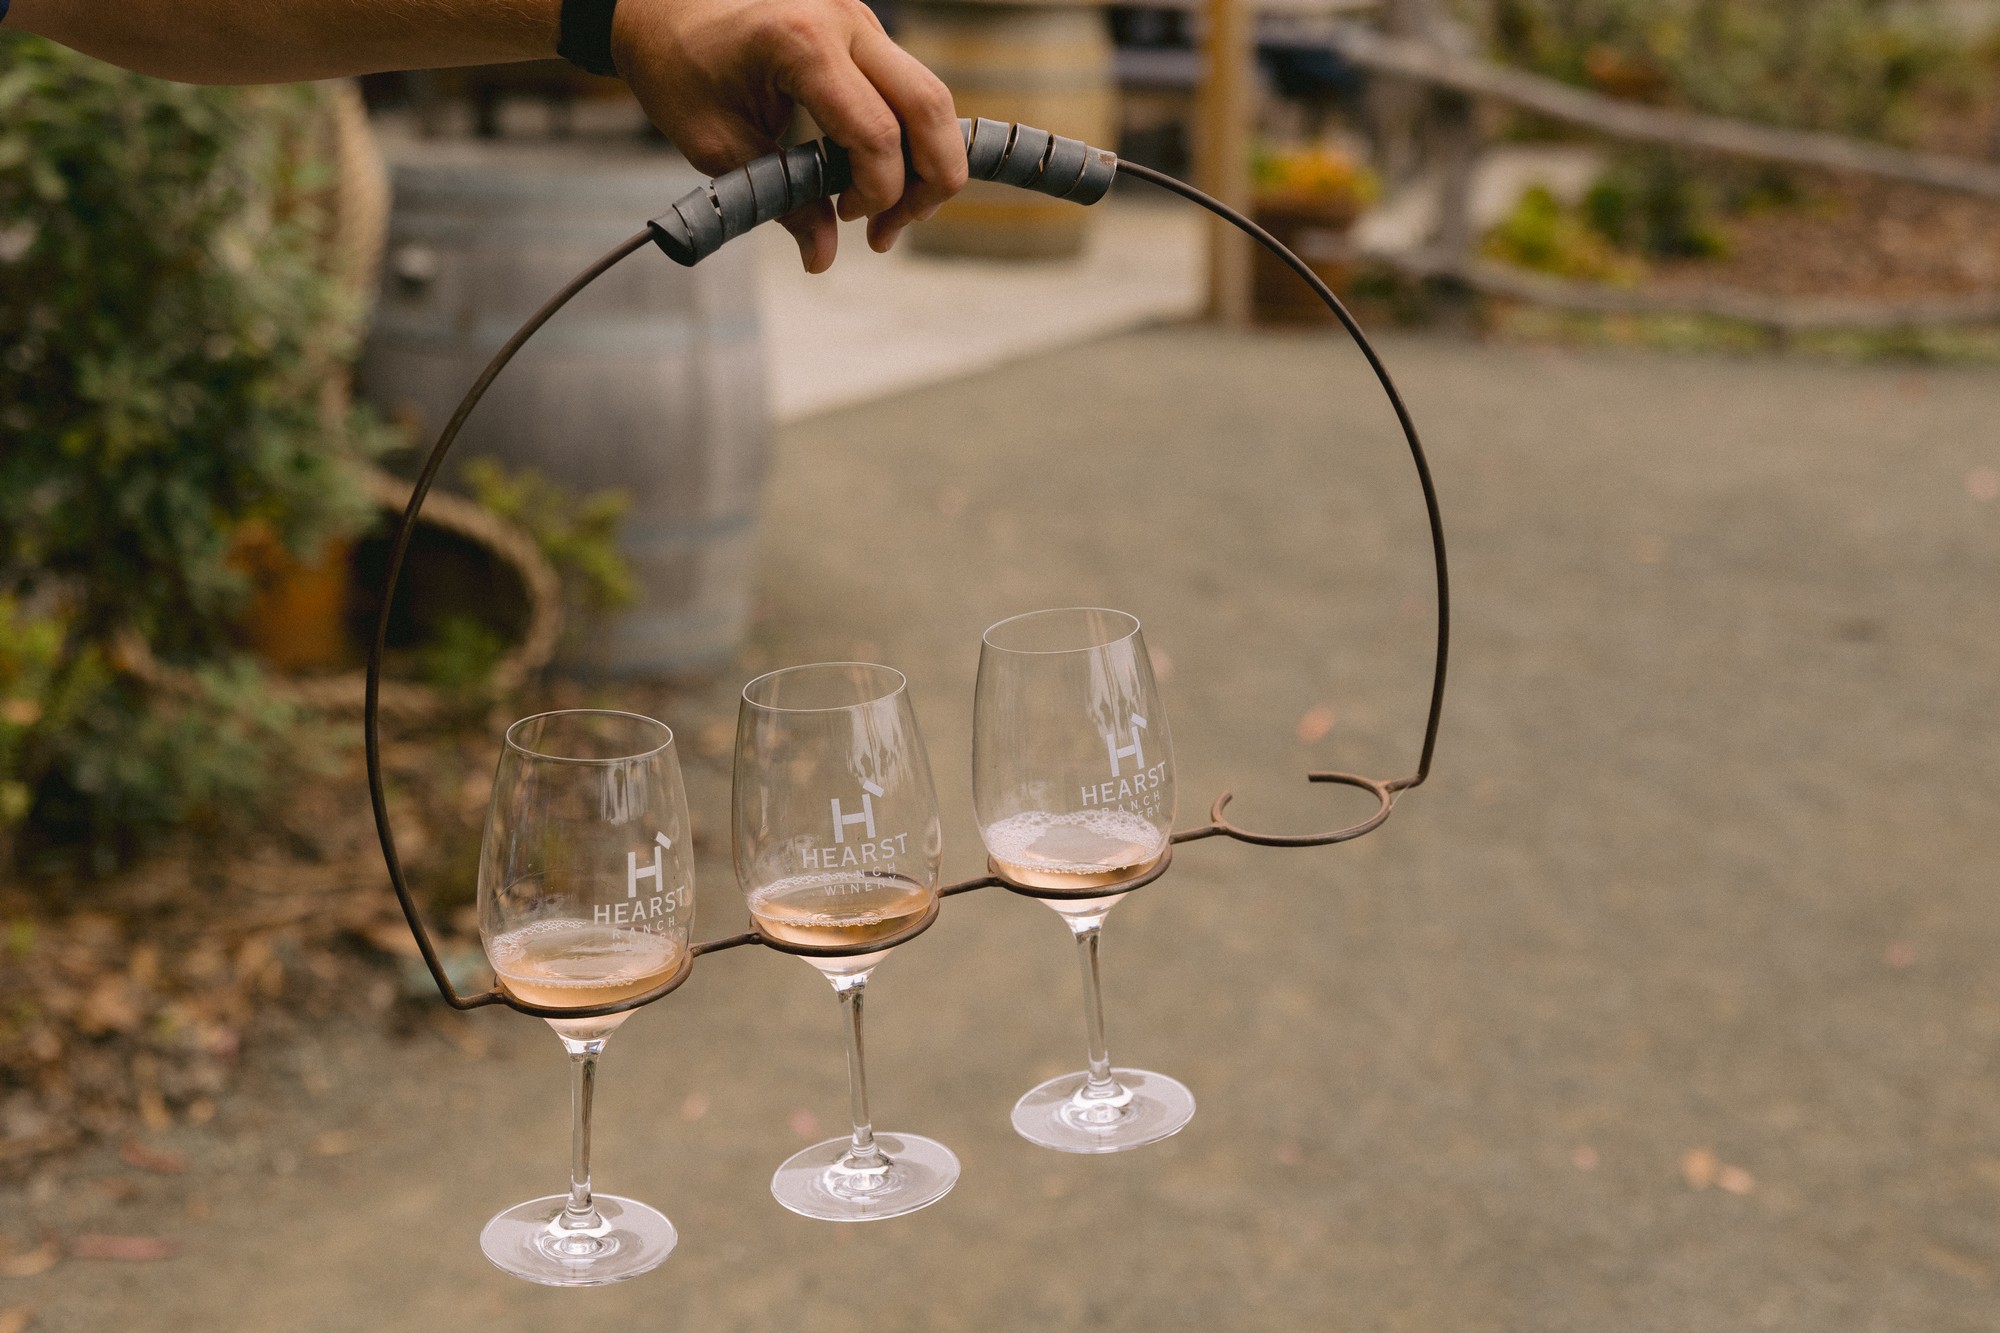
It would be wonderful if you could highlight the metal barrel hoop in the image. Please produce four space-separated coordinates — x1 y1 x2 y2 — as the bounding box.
365 120 1449 1020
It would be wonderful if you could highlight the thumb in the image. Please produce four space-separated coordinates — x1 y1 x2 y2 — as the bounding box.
664 114 837 274
777 200 839 274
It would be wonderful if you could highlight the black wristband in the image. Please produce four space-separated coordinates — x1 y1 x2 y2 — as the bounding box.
557 0 621 78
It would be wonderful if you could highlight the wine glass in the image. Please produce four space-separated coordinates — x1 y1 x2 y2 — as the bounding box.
476 709 694 1285
973 608 1195 1153
734 662 959 1221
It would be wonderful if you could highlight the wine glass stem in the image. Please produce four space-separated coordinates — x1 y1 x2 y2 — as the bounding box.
561 1037 607 1233
1071 923 1122 1099
832 973 885 1167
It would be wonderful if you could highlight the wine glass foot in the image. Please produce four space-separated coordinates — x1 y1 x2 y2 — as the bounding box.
479 1194 677 1286
1011 1068 1195 1154
771 1133 960 1222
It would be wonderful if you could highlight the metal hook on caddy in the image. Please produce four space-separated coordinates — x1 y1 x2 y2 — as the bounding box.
364 116 1452 1021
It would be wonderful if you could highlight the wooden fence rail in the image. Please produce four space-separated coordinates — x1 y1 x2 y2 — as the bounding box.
1323 24 2000 202
1281 21 2000 331
1312 239 2000 334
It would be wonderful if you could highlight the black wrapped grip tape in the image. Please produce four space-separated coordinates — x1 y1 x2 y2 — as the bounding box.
650 118 1117 267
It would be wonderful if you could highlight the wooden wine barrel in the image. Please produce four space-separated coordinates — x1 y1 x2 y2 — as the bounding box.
359 138 771 678
898 0 1117 260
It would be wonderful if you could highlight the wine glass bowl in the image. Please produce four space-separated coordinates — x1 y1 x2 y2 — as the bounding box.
475 709 694 1285
973 608 1196 1154
975 608 1176 895
734 662 960 1220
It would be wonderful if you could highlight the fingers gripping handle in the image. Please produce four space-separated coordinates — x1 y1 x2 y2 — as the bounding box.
648 117 1118 267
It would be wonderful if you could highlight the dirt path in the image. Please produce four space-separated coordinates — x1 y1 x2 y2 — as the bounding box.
5 327 1998 1331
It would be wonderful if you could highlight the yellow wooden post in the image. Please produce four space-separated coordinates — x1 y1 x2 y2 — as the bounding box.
1199 0 1254 324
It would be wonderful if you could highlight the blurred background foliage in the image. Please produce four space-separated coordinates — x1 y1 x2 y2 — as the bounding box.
1453 1 2000 277
0 37 392 872
1468 0 1982 139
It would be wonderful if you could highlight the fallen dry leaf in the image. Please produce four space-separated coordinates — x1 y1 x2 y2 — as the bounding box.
1296 705 1338 744
136 1090 172 1135
0 1132 77 1165
695 720 734 761
680 1091 710 1122
430 1014 489 1059
118 1140 188 1176
1920 1242 1992 1286
1717 1165 1756 1195
0 1304 30 1333
126 944 160 990
0 1238 58 1280
76 978 142 1037
69 1235 179 1263
0 1232 56 1280
457 770 492 814
1966 467 1999 502
787 1108 820 1140
1682 1147 1719 1190
1885 941 1917 969
311 1131 355 1158
1572 1145 1600 1172
358 923 422 959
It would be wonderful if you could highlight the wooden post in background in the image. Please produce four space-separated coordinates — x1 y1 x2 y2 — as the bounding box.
1198 0 1253 325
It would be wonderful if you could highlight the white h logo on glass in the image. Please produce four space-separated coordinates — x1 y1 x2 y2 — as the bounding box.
1105 713 1148 777
627 831 673 898
831 780 884 843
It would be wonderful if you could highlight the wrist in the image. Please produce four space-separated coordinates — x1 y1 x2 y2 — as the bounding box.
557 0 621 77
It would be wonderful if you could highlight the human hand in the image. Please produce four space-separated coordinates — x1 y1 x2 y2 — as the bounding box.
611 0 967 272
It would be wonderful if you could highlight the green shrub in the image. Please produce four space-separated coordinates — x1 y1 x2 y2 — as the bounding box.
1486 184 1648 279
0 37 390 870
1473 0 1970 142
460 458 637 616
1582 151 1730 259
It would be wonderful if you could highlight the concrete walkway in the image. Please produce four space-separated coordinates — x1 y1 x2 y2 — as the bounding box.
756 198 1204 421
10 328 2000 1331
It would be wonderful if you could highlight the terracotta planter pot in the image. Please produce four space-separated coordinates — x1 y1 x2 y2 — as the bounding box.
131 469 560 722
231 524 356 674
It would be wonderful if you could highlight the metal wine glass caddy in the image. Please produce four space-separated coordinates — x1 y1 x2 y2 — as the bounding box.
364 117 1450 1282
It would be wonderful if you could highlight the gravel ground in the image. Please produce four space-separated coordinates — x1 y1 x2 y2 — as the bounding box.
4 326 1998 1332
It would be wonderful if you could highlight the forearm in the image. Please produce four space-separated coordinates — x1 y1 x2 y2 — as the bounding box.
5 0 560 84
7 0 969 269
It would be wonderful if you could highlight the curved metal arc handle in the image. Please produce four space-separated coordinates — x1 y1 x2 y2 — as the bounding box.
1112 161 1450 796
364 126 1448 1018
362 230 655 1015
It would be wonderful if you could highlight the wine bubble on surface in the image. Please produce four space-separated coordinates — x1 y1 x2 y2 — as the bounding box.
488 920 681 1005
981 809 1165 875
